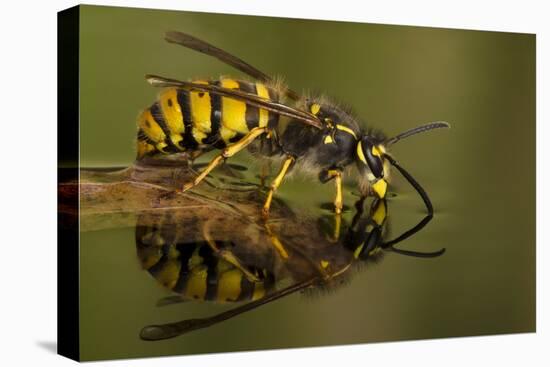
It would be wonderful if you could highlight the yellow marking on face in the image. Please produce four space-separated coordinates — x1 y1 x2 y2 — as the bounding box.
357 141 367 164
190 86 212 144
320 260 330 269
252 282 265 301
372 202 387 226
372 179 388 198
324 135 334 144
155 259 181 290
220 79 249 143
336 124 358 139
372 145 383 157
310 103 321 115
184 265 207 300
217 269 243 302
138 109 166 143
255 82 270 128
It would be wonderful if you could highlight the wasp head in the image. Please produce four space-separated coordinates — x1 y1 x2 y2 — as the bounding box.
356 136 390 198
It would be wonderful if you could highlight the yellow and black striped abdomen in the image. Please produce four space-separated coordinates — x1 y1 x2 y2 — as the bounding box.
136 78 280 159
138 240 274 303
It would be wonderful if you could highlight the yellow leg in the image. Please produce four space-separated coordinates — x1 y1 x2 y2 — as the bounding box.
333 171 343 214
329 213 342 243
263 223 289 259
181 127 268 192
202 219 260 282
262 156 295 218
325 169 344 214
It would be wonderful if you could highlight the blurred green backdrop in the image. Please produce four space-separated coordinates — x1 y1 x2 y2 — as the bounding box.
78 5 535 361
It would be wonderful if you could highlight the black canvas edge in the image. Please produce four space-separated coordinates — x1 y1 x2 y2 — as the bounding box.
57 5 81 362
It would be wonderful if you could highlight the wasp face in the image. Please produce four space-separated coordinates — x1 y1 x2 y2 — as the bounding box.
356 137 388 198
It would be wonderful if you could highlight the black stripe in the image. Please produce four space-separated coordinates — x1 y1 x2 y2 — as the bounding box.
137 129 157 146
147 244 172 277
150 103 179 153
266 86 279 102
229 133 245 143
266 87 280 129
177 90 199 150
172 243 199 293
245 82 260 130
205 81 224 148
238 81 256 94
237 273 255 301
199 244 219 301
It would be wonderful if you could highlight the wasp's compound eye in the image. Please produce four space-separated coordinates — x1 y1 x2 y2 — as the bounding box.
358 139 384 178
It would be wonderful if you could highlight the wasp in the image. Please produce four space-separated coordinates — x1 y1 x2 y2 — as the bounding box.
136 190 444 340
137 31 450 217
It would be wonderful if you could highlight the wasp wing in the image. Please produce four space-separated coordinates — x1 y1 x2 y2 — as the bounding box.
146 74 324 130
165 31 301 101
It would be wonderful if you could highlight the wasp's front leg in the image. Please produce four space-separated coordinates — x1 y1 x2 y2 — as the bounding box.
319 168 344 214
262 155 295 218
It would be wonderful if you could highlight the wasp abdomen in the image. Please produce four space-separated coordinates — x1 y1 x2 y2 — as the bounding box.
140 241 273 303
136 78 280 159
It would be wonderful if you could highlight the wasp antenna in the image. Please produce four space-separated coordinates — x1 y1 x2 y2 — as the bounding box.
140 277 318 340
386 121 450 146
381 155 446 256
388 246 446 258
383 154 433 215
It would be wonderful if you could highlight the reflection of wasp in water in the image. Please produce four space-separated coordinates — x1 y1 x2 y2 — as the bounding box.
137 31 450 217
136 193 444 341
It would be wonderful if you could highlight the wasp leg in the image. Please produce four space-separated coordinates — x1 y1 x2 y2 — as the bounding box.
259 160 272 188
319 169 344 214
202 218 260 283
333 171 343 214
262 156 295 218
330 213 342 243
263 223 289 259
181 127 268 192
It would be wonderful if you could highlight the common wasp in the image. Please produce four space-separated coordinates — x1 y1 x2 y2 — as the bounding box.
136 190 444 340
137 31 450 217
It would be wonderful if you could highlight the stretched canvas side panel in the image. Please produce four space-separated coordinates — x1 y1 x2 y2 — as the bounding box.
57 5 80 362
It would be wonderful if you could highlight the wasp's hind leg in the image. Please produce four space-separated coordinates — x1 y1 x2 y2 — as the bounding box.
262 156 295 218
181 127 269 192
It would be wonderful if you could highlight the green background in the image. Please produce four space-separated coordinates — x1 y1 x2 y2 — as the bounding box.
78 5 535 361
